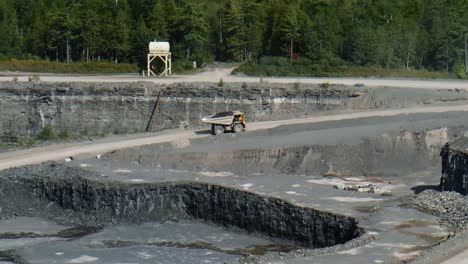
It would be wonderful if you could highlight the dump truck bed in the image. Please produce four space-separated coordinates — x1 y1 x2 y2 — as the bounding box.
201 111 241 126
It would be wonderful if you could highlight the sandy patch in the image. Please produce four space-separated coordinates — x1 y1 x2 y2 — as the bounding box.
325 197 384 202
67 255 99 263
199 171 235 177
239 183 253 189
114 169 132 173
286 191 305 196
393 251 421 261
128 179 145 183
338 248 360 255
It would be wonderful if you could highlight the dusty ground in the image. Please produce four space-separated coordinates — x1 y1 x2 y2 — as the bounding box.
1 66 467 90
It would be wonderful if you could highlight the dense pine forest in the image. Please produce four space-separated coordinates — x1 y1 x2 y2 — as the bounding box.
0 0 467 76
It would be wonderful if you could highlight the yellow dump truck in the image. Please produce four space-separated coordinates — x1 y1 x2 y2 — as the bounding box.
202 111 247 135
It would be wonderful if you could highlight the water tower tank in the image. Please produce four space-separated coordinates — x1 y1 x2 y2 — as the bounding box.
149 41 170 54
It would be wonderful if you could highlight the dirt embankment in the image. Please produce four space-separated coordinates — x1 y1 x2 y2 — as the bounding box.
0 81 467 141
106 126 462 178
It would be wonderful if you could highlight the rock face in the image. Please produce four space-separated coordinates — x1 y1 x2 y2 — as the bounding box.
0 82 360 140
441 136 468 195
1 163 363 248
1 81 467 141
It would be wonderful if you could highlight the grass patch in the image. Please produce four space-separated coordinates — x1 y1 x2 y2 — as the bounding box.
320 82 331 89
235 57 456 79
0 137 36 150
0 59 138 74
58 129 71 140
16 137 36 146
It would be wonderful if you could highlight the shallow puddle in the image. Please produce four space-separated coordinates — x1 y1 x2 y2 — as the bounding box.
18 221 299 264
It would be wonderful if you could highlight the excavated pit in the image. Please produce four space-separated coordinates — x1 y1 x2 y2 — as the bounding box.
0 164 363 260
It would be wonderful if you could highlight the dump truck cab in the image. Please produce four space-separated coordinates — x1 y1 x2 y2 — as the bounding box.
201 111 246 135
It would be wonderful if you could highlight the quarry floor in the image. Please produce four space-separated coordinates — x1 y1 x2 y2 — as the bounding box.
1 109 468 263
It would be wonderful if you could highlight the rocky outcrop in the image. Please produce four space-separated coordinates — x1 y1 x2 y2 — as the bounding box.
0 163 363 248
1 81 467 141
0 82 360 140
441 136 468 195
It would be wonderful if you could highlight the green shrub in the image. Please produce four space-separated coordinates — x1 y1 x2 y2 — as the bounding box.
28 75 40 82
235 56 456 79
218 78 224 87
0 59 138 74
320 82 331 89
37 125 55 140
453 64 467 79
171 60 196 73
16 137 36 146
58 129 71 140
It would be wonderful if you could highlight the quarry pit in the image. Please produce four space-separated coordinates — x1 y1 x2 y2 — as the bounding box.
0 81 467 264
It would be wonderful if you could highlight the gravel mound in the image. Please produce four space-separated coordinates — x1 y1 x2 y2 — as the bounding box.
403 190 468 229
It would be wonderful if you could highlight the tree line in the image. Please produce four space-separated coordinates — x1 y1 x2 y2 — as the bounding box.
0 0 467 73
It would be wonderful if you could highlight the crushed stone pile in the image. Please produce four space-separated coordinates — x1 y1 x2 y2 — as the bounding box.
403 190 468 229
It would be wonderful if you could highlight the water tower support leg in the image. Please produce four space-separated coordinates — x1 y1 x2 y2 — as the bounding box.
147 54 157 77
169 53 172 75
147 54 150 77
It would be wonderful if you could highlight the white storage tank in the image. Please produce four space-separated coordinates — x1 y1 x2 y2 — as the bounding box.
149 41 170 54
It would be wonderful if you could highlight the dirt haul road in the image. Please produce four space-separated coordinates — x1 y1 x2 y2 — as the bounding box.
1 67 467 90
0 104 467 171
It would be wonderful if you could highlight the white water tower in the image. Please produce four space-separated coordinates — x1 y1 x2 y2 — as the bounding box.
147 41 172 77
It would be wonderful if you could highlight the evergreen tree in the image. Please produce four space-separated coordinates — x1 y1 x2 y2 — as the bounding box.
280 3 300 61
113 0 131 63
131 16 152 69
223 0 244 61
175 0 208 60
150 0 168 40
0 0 21 55
241 0 264 60
0 0 466 74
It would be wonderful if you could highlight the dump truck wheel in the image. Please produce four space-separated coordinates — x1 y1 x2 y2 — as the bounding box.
233 123 244 133
213 125 225 135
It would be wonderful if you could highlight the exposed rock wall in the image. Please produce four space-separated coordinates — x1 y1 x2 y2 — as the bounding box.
2 163 363 248
441 136 468 195
0 82 360 140
0 81 466 141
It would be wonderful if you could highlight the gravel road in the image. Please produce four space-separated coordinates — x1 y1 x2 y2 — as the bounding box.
1 67 467 90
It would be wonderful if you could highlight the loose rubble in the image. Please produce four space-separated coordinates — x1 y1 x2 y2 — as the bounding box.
334 183 392 196
403 190 468 230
